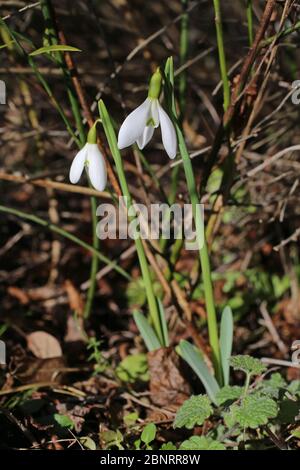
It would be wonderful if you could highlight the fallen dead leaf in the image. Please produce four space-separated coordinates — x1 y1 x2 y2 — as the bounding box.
147 347 191 412
27 331 62 359
64 279 84 316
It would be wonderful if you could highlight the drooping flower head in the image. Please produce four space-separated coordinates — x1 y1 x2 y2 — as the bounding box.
117 69 177 159
69 122 107 191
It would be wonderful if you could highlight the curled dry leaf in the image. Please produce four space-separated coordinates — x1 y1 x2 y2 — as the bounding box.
147 347 191 412
27 331 62 359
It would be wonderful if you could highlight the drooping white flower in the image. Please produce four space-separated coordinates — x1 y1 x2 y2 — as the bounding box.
117 69 177 159
69 124 107 191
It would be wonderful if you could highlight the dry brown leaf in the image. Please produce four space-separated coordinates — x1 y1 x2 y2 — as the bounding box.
147 347 191 412
64 279 84 316
27 331 62 359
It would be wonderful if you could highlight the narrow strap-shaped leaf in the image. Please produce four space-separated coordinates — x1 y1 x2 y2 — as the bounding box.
133 311 161 352
30 45 81 56
157 298 169 347
220 306 233 386
177 340 220 403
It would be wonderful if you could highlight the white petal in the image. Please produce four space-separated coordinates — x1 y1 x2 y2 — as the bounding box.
86 144 107 191
157 103 177 159
136 126 155 149
69 145 87 184
150 99 159 128
118 98 151 149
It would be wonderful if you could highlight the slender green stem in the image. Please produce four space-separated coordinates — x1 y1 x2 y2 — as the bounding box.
0 205 131 281
99 101 163 345
40 0 99 318
84 194 100 318
213 0 230 111
176 123 222 384
0 17 81 147
246 0 254 47
243 373 251 397
164 58 222 384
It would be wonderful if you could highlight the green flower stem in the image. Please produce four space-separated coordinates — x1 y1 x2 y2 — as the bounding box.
164 58 222 384
0 17 81 147
40 1 99 318
247 0 254 46
99 100 163 345
0 205 131 281
243 373 251 397
213 0 230 111
175 123 222 385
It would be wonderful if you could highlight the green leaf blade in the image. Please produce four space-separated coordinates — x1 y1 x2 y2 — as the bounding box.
220 306 233 386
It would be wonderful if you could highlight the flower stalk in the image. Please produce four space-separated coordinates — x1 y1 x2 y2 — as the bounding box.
164 57 223 385
99 100 164 345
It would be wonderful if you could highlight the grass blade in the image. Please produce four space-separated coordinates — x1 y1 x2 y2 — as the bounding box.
133 311 161 352
157 299 169 347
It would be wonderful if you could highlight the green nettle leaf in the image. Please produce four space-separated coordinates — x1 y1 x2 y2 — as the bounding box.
54 414 74 429
287 380 300 396
257 372 287 399
141 423 157 445
116 353 149 383
161 442 177 450
230 355 266 377
180 436 226 451
226 394 278 429
174 395 212 429
216 386 243 406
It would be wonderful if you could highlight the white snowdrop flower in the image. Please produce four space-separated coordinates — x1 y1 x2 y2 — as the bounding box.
69 124 107 191
117 69 177 159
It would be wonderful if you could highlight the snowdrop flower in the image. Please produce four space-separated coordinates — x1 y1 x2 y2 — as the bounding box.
69 123 107 191
118 69 177 159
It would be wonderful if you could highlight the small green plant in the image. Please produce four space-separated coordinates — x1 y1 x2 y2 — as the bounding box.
170 355 300 450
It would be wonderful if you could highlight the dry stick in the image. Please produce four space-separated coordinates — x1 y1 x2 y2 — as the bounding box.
0 406 40 448
204 0 277 247
273 227 300 251
0 170 111 198
259 301 288 355
235 0 292 164
202 0 276 191
57 30 121 198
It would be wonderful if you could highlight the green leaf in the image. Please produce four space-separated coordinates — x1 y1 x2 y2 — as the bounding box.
291 427 300 439
100 430 124 450
230 355 266 377
226 394 278 429
123 412 139 426
277 397 300 424
54 414 74 429
216 385 243 406
174 395 212 429
157 298 169 347
30 45 81 56
180 436 225 450
257 372 287 399
116 353 149 383
220 306 233 386
141 423 156 445
133 311 161 351
161 442 177 450
177 340 220 403
79 436 96 450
